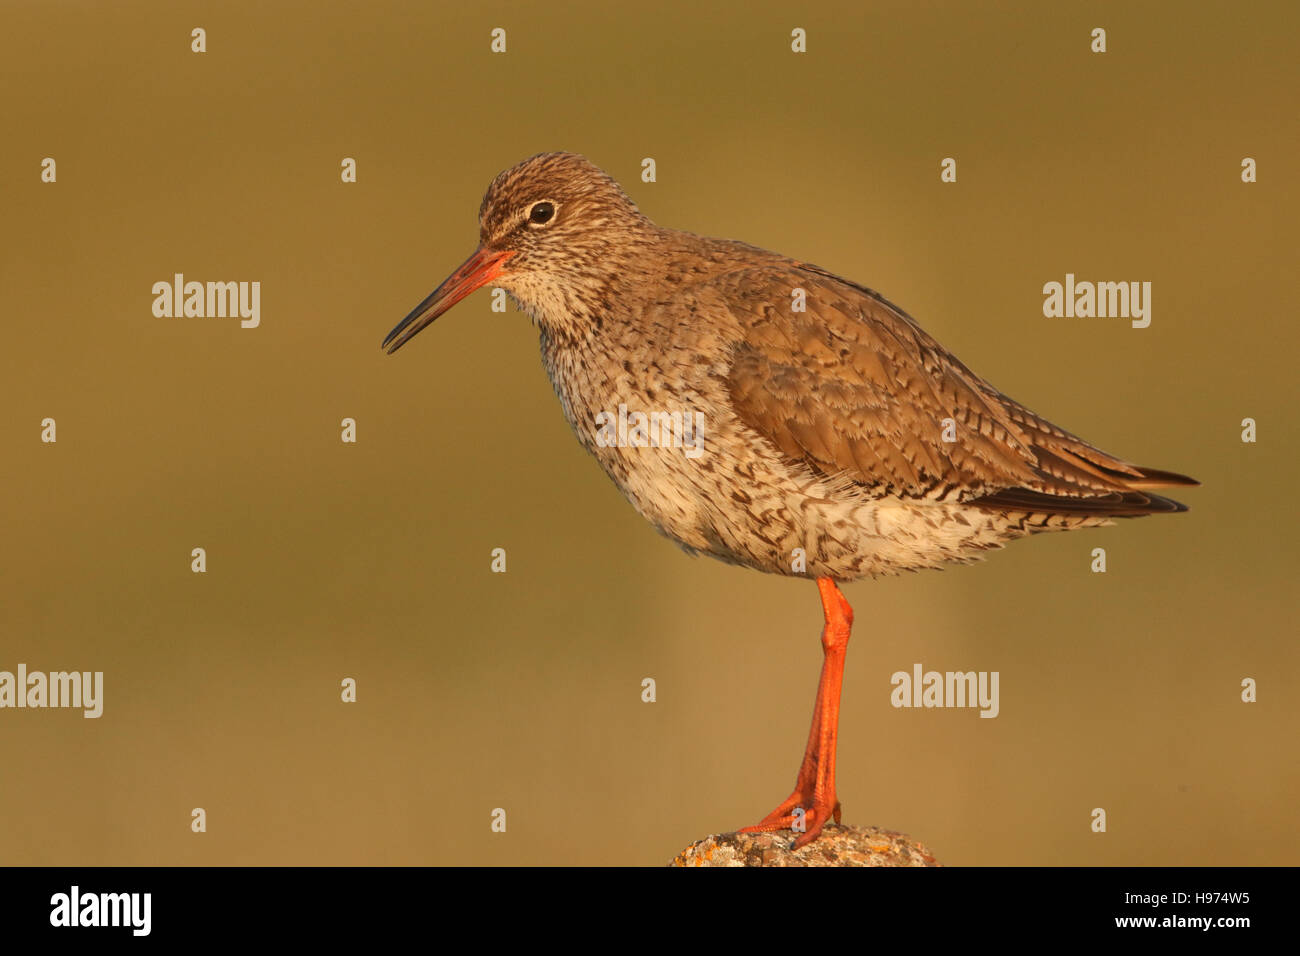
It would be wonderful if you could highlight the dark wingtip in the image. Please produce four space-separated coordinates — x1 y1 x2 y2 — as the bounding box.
970 486 1191 518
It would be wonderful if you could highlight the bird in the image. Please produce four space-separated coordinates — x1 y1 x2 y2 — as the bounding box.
382 151 1197 849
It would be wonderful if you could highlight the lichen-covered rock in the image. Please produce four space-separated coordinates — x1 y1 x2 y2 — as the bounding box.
671 825 940 867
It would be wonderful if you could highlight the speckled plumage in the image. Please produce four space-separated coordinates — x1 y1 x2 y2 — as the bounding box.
383 151 1198 847
389 151 1193 580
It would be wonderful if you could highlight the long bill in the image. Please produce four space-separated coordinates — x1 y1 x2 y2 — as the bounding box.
382 247 515 354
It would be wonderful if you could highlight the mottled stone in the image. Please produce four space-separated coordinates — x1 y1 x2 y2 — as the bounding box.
671 825 940 868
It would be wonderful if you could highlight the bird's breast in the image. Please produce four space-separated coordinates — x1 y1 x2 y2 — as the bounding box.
537 328 744 551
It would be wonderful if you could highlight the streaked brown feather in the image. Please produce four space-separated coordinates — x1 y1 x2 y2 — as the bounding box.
721 261 1197 517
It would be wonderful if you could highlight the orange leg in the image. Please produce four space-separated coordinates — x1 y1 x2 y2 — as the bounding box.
739 577 853 848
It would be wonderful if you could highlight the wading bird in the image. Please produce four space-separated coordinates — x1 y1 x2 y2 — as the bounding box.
383 152 1196 847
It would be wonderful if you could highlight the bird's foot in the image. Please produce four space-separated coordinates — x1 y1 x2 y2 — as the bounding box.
738 790 842 849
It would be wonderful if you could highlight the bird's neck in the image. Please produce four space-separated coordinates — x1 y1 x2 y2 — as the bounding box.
504 276 603 348
505 229 663 347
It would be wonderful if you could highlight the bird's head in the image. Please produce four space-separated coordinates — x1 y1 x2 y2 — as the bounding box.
383 152 650 353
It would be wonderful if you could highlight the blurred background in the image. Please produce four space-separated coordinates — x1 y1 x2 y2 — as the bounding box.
1 0 1296 865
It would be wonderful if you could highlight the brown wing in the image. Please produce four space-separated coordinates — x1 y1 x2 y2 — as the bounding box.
717 262 1196 516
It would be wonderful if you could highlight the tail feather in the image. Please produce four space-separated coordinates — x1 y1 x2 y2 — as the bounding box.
971 460 1197 518
971 394 1199 518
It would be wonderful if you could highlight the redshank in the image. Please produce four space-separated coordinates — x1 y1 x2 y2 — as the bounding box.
383 152 1197 848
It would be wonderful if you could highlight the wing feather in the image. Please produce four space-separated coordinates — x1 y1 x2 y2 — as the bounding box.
711 262 1196 515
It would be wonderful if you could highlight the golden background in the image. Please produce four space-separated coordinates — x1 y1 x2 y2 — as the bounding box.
2 0 1296 865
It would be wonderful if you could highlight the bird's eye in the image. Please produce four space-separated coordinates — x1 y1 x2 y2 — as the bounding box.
528 201 556 225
